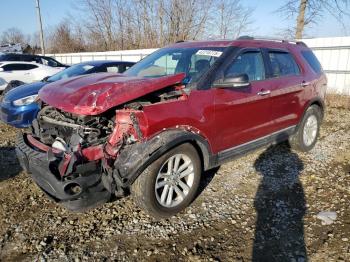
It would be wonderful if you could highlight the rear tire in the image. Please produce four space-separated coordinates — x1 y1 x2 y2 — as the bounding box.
289 105 322 152
131 143 201 218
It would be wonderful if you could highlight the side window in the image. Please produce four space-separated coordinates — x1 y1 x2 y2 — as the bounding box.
24 64 38 70
268 51 300 77
301 50 322 74
225 51 265 81
125 64 133 70
45 58 59 67
92 66 107 73
93 65 119 73
106 65 120 73
2 63 30 71
118 65 127 73
32 57 43 64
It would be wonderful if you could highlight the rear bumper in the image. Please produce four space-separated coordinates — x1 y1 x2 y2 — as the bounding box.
16 134 111 211
0 101 39 128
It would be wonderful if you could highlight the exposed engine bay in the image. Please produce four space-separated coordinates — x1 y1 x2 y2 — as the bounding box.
32 84 187 149
32 106 114 148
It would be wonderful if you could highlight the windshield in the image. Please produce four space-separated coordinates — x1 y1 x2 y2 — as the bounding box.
47 63 96 82
124 47 226 84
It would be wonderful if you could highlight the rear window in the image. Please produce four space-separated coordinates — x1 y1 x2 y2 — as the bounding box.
301 50 323 74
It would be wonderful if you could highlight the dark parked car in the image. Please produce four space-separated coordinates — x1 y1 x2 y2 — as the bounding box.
0 53 68 68
0 60 135 127
16 38 326 218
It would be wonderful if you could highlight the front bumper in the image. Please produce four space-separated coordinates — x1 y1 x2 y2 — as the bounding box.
0 100 39 128
16 134 111 211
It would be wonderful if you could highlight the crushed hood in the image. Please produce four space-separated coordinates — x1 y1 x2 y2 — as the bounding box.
39 73 185 115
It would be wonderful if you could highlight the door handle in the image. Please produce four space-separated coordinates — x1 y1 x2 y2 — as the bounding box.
301 81 310 87
257 90 271 96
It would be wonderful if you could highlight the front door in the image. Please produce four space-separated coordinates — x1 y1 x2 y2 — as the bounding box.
213 49 274 152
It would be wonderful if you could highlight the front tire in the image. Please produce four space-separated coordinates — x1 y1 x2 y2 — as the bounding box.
131 143 201 218
289 105 322 152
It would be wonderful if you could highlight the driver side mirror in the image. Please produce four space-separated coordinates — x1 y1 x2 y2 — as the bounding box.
0 68 4 72
213 73 250 88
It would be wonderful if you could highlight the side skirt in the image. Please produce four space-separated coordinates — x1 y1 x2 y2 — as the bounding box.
210 126 296 167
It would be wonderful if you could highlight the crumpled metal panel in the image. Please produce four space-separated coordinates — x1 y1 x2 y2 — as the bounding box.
39 72 185 115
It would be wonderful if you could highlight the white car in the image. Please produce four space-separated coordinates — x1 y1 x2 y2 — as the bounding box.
0 61 64 91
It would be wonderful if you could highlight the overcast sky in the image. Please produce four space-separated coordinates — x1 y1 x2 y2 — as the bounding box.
1 0 349 39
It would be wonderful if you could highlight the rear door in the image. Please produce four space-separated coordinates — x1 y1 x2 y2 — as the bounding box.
263 49 304 131
213 49 274 152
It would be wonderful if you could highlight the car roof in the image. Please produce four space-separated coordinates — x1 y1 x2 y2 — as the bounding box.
168 39 308 50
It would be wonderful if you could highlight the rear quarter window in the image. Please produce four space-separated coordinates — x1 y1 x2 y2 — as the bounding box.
301 50 323 74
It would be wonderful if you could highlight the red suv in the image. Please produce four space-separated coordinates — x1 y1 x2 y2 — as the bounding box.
16 38 327 218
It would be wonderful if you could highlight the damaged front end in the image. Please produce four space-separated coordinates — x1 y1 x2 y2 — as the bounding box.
16 74 190 211
16 104 146 211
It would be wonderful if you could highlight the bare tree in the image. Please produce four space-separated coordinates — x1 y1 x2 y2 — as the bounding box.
0 27 30 46
76 0 214 49
51 0 254 52
277 0 350 39
47 21 86 53
76 0 117 51
214 0 254 39
152 0 212 43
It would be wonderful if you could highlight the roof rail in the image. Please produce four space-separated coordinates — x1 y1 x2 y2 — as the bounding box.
236 35 308 47
175 40 186 43
237 35 254 40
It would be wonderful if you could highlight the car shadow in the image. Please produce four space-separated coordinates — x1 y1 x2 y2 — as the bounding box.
0 146 22 182
252 143 307 261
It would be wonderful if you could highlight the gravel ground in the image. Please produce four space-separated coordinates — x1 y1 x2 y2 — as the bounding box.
0 107 349 262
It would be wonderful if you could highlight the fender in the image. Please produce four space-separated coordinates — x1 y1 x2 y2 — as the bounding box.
299 96 325 127
111 129 214 187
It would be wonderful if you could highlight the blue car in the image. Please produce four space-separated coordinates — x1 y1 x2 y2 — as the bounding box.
0 60 135 128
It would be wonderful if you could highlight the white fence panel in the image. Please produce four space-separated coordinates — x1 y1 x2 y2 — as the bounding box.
47 48 158 65
303 37 350 95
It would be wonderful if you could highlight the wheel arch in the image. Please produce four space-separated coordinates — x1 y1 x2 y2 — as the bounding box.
298 97 325 128
306 97 325 119
113 129 214 187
